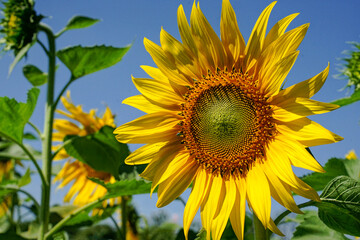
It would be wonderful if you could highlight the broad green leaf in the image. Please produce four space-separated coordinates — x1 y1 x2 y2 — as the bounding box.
22 64 48 86
64 205 118 227
343 158 360 180
65 16 100 31
0 88 39 144
64 126 130 178
331 89 360 107
18 222 40 239
291 211 350 240
317 176 360 236
57 45 131 79
300 158 348 191
50 205 78 218
90 178 152 198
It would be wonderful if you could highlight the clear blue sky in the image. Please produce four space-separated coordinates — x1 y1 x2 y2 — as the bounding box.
1 0 360 230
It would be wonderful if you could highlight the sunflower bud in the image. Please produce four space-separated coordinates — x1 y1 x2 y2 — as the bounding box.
0 0 42 55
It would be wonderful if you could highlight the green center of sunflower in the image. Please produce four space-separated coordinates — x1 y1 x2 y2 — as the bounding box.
180 70 276 178
190 85 256 158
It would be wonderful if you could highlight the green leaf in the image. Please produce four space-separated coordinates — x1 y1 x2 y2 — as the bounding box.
300 158 348 191
317 176 360 236
90 178 152 198
22 64 48 86
65 16 100 31
194 228 206 240
331 89 360 107
18 222 40 239
57 45 131 79
64 126 130 178
0 88 40 144
291 211 350 240
343 158 360 180
17 168 31 187
175 228 197 240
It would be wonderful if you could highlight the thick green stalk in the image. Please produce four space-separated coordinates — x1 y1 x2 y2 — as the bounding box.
38 23 56 240
253 214 267 240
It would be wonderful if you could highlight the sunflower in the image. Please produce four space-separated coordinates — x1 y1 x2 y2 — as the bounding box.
0 160 13 217
53 91 120 214
114 0 342 239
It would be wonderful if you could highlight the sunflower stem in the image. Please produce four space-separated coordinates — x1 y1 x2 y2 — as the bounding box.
121 197 127 240
38 23 56 240
253 214 267 240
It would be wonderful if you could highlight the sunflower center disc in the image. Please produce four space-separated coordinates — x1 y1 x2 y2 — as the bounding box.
181 71 276 178
190 85 256 158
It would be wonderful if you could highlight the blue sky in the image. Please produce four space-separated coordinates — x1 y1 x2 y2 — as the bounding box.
1 0 360 230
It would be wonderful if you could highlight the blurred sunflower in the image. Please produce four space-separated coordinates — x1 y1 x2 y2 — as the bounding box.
0 159 14 217
114 0 343 239
53 91 120 215
0 0 42 55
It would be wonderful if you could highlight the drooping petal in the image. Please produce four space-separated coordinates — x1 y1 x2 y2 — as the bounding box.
246 164 271 228
183 169 211 240
125 142 167 165
211 177 236 240
200 174 225 239
114 112 181 144
290 175 320 201
220 0 245 65
156 160 198 207
229 177 246 240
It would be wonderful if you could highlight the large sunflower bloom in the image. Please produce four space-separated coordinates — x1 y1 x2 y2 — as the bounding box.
53 91 119 214
114 1 342 239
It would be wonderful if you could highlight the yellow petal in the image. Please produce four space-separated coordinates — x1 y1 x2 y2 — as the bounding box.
244 1 276 68
290 175 320 201
140 141 183 182
268 218 284 236
276 117 343 147
132 76 182 111
246 164 271 228
211 177 236 240
114 112 181 144
183 169 211 240
271 63 330 104
229 177 246 240
261 51 299 97
160 28 201 80
53 119 81 135
200 174 225 239
261 164 302 213
125 142 167 165
178 5 199 59
263 13 299 49
190 2 227 70
220 0 245 65
273 97 339 121
144 38 190 86
122 95 167 114
275 136 324 172
156 161 198 208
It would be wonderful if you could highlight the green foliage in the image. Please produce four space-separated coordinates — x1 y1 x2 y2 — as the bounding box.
23 64 48 86
291 211 350 240
90 178 152 198
317 176 360 236
64 16 100 31
64 126 130 178
0 88 39 144
300 157 357 191
56 45 131 79
0 142 41 160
